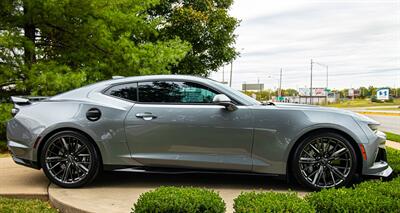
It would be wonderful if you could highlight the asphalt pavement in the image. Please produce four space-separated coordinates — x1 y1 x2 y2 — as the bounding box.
365 115 400 134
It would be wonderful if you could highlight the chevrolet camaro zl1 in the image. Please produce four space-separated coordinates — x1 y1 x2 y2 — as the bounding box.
6 75 392 189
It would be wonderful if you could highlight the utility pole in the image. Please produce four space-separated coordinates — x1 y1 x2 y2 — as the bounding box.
310 59 313 104
278 68 282 98
229 61 233 87
326 65 329 89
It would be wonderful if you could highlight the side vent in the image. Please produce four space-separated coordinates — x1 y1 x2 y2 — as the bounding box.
86 108 102 122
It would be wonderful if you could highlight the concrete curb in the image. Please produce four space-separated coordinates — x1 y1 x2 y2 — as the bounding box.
49 188 91 213
386 140 400 150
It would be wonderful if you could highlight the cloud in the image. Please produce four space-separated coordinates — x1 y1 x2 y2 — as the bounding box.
210 0 400 89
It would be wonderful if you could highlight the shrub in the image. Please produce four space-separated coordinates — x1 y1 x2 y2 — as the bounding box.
0 196 57 213
233 191 314 213
0 103 12 153
305 177 400 213
0 103 12 141
388 147 400 176
356 177 400 198
132 187 225 213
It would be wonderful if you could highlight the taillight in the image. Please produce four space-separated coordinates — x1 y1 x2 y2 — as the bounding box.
11 108 19 117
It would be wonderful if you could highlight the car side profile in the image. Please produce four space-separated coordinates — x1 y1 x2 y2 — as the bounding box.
6 75 392 189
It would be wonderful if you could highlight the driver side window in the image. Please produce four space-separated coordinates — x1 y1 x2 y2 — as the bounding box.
138 81 217 104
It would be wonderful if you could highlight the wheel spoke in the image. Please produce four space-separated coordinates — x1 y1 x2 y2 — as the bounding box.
329 168 336 185
49 162 62 170
304 150 315 158
331 148 347 157
77 163 89 173
61 137 69 152
46 156 66 162
322 168 327 186
62 163 71 182
312 166 323 185
328 165 345 179
310 144 321 154
299 157 317 164
74 145 87 156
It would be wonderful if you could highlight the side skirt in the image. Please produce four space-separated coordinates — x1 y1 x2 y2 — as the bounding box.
103 164 285 179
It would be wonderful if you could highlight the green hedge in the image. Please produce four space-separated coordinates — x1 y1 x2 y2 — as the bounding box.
0 197 57 213
305 176 400 213
388 147 400 176
234 191 314 213
132 187 225 213
0 103 12 153
0 103 12 140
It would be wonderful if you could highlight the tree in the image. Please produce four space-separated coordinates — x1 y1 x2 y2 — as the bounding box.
0 0 191 96
150 0 239 76
282 88 298 96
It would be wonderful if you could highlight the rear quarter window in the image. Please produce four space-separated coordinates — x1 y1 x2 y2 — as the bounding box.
104 83 138 102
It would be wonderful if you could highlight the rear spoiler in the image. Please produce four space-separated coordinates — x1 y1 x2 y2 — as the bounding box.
11 96 49 106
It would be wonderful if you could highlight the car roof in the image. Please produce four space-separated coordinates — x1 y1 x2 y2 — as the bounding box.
50 75 260 106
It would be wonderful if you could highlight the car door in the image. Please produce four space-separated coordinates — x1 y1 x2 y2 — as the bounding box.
124 80 254 171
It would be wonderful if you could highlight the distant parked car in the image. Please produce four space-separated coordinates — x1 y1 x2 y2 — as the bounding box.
7 75 392 189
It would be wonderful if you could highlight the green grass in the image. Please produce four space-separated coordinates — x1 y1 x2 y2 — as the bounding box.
385 132 400 143
0 197 58 213
325 99 400 108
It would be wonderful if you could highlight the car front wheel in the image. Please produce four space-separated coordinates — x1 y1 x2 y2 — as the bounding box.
40 130 100 188
292 132 358 190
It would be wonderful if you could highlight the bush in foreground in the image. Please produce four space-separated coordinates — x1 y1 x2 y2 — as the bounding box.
305 176 400 213
132 186 225 213
0 197 57 213
387 147 400 176
233 191 314 213
0 103 12 143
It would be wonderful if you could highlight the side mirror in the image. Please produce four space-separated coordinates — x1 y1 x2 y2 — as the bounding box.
213 94 238 111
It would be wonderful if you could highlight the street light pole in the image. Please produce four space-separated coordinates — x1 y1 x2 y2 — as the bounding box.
310 59 313 104
310 60 329 104
229 61 233 87
326 65 328 89
278 68 282 98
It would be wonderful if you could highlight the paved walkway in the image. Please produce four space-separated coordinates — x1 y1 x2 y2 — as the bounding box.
387 140 400 150
1 140 399 213
49 171 308 213
0 157 49 200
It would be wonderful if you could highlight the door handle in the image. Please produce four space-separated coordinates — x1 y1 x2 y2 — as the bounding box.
135 112 157 121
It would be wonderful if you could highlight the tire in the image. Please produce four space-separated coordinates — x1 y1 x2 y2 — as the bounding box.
40 130 101 188
291 132 357 190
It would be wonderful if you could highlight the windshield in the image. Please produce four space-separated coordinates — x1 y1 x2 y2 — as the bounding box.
211 80 261 105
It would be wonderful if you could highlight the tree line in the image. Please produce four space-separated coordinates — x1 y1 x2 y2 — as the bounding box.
0 0 239 97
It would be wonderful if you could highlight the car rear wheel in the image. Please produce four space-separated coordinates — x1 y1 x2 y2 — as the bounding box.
40 131 100 188
292 132 357 190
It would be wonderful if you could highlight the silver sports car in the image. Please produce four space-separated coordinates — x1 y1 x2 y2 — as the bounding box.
6 75 392 189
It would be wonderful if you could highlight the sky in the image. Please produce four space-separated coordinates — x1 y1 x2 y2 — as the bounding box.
209 0 400 90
